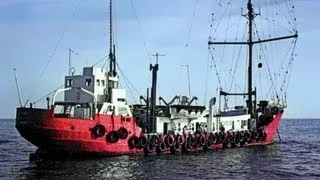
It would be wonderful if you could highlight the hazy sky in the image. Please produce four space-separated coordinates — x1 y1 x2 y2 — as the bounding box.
0 0 319 118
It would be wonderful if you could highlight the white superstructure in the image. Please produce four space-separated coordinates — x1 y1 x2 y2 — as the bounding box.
64 67 108 104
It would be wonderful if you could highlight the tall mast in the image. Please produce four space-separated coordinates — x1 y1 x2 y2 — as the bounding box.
108 0 117 77
106 0 118 102
149 53 164 133
108 0 114 76
208 0 298 120
247 0 254 118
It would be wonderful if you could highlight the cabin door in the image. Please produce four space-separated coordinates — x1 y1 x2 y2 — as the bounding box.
163 123 168 134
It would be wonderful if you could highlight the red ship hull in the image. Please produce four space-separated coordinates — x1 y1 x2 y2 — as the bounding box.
16 107 282 158
16 108 144 156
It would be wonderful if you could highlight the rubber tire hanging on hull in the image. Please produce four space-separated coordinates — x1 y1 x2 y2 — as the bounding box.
106 131 120 143
128 135 139 149
165 135 174 147
91 124 106 138
118 127 128 139
182 142 191 153
138 136 148 149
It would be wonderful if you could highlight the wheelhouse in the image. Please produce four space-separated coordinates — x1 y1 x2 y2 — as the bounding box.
53 101 93 119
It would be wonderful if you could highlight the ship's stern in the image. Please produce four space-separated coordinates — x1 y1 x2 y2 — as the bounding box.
16 107 53 148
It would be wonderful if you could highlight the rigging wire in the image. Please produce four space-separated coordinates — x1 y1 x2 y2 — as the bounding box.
116 62 142 97
39 0 81 79
208 46 222 88
24 0 82 106
280 39 297 96
210 0 231 37
130 0 151 62
208 0 297 106
185 0 200 47
228 22 248 92
227 8 243 89
274 0 295 30
203 47 211 105
91 55 109 67
254 0 297 102
220 1 233 89
118 72 137 104
116 64 138 104
253 20 279 100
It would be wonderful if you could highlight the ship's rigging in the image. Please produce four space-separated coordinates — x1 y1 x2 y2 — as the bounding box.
206 0 298 117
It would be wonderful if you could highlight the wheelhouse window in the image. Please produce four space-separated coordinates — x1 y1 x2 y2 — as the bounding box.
54 102 92 119
101 80 105 86
96 79 100 86
85 79 92 86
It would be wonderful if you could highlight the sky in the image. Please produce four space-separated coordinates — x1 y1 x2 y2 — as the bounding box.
0 0 319 119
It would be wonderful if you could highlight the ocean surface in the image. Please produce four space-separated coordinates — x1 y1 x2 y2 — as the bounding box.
0 118 319 180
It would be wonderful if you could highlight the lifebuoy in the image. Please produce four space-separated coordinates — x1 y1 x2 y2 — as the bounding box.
118 127 129 139
106 131 119 143
91 124 106 137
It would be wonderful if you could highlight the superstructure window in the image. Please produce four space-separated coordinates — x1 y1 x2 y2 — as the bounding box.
118 106 129 116
85 79 92 86
66 79 73 87
97 79 100 86
101 80 105 86
241 120 247 128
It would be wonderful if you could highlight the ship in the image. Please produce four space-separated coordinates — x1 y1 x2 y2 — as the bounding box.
15 0 298 159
